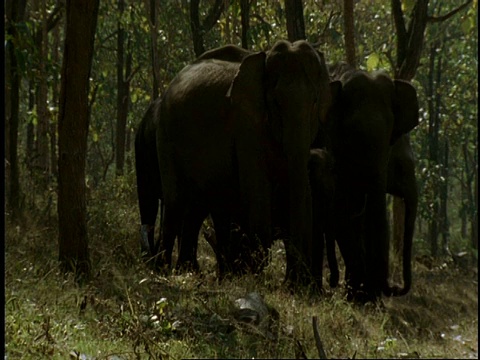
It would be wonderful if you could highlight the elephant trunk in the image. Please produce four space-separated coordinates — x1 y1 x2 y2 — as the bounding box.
284 151 312 285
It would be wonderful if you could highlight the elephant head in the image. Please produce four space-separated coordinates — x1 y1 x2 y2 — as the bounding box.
325 68 418 301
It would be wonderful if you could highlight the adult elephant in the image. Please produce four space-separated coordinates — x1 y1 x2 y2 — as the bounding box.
322 134 418 294
155 40 332 281
315 65 419 301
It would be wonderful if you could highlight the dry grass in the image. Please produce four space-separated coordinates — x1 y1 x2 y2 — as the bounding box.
5 180 478 359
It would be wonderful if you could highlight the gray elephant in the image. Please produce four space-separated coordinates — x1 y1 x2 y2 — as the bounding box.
321 134 418 294
151 40 331 282
314 64 419 302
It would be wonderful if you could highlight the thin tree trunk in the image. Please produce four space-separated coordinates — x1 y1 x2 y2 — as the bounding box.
240 0 250 49
189 0 226 57
36 0 51 184
149 0 160 99
440 140 449 255
58 0 99 279
190 0 204 56
5 0 27 220
392 0 429 81
473 140 478 250
462 142 476 246
50 23 61 179
285 0 306 42
27 81 35 169
116 0 128 176
427 41 442 257
224 1 231 44
343 0 356 67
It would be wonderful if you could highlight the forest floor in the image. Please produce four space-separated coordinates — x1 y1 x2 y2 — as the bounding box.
5 183 478 359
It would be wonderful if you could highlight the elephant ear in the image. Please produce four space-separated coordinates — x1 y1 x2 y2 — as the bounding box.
329 80 343 105
312 50 333 125
391 79 419 144
226 52 267 123
313 80 342 149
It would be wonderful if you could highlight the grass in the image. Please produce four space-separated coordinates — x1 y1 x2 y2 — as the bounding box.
5 179 478 359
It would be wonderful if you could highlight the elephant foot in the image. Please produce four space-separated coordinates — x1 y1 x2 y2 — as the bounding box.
283 268 320 294
383 284 409 297
346 285 381 304
154 253 173 275
329 271 339 288
175 259 200 274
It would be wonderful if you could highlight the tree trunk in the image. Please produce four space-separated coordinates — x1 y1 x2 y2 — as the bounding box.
343 0 356 67
5 0 27 220
473 140 478 251
149 0 161 99
50 23 61 179
58 0 99 279
115 0 128 177
36 0 51 184
462 142 477 249
440 140 449 255
427 41 442 257
190 0 204 56
285 0 306 42
190 0 226 57
240 0 250 49
392 0 429 81
27 81 35 170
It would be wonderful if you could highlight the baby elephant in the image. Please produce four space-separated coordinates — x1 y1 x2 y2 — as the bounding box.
308 148 339 291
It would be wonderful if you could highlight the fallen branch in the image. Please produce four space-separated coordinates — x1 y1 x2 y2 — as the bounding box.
312 316 327 359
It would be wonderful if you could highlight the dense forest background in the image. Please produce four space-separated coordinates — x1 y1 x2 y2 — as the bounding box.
6 0 477 264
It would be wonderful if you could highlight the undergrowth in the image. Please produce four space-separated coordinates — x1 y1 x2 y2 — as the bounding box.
5 177 478 359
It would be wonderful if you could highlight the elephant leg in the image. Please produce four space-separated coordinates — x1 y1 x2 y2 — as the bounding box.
284 236 311 287
364 190 389 300
210 210 233 278
139 199 158 257
136 164 160 256
326 230 339 288
334 208 368 301
311 200 325 291
176 203 208 273
156 202 183 272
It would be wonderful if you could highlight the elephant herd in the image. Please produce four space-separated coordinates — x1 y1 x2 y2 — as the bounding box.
134 40 419 303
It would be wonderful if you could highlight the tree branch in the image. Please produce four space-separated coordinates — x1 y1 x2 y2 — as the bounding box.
47 3 64 31
427 0 472 23
392 0 407 68
398 0 429 80
34 3 64 45
202 0 225 32
125 66 140 83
